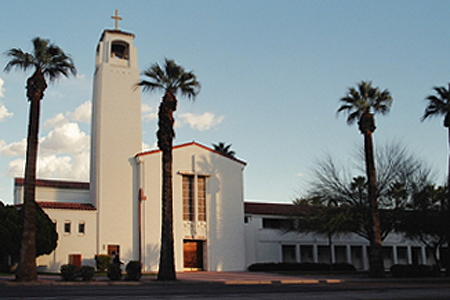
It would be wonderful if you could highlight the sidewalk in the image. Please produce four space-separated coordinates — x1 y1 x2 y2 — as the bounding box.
0 271 347 286
177 271 345 285
1 271 449 286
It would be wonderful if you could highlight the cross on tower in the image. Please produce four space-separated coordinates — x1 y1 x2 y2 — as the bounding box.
111 9 122 30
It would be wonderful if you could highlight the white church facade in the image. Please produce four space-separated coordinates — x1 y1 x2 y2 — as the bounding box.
13 23 438 274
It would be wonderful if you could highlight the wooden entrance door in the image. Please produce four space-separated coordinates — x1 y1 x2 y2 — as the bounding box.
69 254 82 267
183 240 203 270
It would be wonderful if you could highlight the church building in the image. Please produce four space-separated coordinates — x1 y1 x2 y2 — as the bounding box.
14 22 247 273
13 15 433 274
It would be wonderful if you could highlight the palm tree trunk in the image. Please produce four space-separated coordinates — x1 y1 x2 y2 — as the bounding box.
445 127 450 276
157 92 177 281
16 70 47 282
364 130 384 277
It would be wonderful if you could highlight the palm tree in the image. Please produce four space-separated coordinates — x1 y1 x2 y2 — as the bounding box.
138 58 200 280
3 37 76 281
423 84 450 274
337 81 393 277
423 85 450 190
212 142 236 158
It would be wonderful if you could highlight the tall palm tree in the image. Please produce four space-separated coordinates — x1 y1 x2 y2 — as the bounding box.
422 83 450 274
337 81 393 277
423 84 450 189
4 37 76 282
138 58 200 281
212 142 236 158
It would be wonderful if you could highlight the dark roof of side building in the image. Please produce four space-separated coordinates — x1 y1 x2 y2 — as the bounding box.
15 178 89 190
244 202 296 216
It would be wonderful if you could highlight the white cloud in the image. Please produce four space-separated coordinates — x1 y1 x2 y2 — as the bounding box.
0 78 14 121
37 151 89 180
40 122 90 155
44 113 69 129
6 158 25 178
6 153 89 181
68 101 91 123
142 141 153 151
0 78 5 98
142 103 157 122
3 110 91 181
0 104 13 121
35 154 73 178
0 138 26 157
178 112 224 131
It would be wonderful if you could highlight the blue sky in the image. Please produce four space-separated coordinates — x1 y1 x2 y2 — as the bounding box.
0 0 449 205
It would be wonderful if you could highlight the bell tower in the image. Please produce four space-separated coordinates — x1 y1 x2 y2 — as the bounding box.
90 13 142 260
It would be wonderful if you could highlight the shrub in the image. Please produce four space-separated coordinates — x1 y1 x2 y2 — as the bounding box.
79 265 96 281
107 263 122 281
60 264 80 281
332 263 357 272
95 254 111 272
390 264 440 278
125 261 142 281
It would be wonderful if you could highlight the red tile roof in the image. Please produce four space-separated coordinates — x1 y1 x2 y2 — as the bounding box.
136 141 247 166
38 201 96 211
15 178 89 190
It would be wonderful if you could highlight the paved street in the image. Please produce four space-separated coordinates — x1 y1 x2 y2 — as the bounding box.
1 272 450 299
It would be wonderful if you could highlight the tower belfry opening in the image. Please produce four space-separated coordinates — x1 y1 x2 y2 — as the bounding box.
111 41 129 60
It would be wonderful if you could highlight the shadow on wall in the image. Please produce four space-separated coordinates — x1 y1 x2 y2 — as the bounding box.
197 153 221 239
144 243 160 272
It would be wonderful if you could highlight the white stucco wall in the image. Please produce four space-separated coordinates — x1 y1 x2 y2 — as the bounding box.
14 180 97 273
36 208 97 273
90 30 142 263
137 142 247 272
14 184 91 205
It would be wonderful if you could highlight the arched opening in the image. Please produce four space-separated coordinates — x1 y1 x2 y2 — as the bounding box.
111 41 129 60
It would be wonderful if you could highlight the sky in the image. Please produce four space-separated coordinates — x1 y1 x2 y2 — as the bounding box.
0 0 450 205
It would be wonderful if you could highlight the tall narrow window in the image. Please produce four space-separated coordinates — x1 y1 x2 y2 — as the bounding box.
183 175 195 221
64 221 71 234
197 176 206 221
78 222 85 235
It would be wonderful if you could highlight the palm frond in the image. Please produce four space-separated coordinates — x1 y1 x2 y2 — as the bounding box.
422 84 450 122
139 58 200 100
4 37 76 82
3 49 36 72
337 81 392 127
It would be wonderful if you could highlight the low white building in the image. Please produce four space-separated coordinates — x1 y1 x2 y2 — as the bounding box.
244 202 438 270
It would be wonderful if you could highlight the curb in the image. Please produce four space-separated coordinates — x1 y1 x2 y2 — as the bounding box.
223 279 344 285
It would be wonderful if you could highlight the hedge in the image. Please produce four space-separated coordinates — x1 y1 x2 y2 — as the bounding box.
125 261 142 281
390 264 440 278
107 263 122 281
60 264 95 281
95 254 111 272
